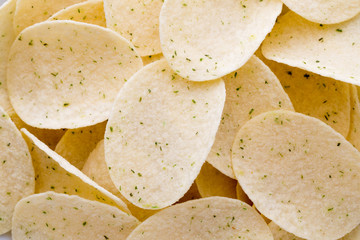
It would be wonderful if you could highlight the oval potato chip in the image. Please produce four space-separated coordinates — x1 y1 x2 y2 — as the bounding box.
55 121 106 169
207 55 293 178
12 192 139 239
13 0 86 34
0 107 34 234
258 55 350 137
127 197 273 239
7 20 143 129
262 12 360 86
0 0 16 115
104 0 163 56
281 0 360 24
159 0 282 81
105 59 225 209
195 162 237 199
21 128 130 214
232 110 360 239
49 0 106 27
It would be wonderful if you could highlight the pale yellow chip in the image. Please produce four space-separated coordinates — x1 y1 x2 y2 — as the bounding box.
141 53 164 66
55 121 106 169
207 55 293 178
13 0 86 35
127 197 273 239
0 107 34 234
281 0 360 24
12 192 139 239
262 12 360 86
347 85 360 151
8 20 143 129
195 162 237 199
0 0 16 115
258 55 350 137
232 110 360 239
236 183 252 206
49 0 106 27
159 0 282 81
105 59 225 209
21 128 130 214
103 0 163 56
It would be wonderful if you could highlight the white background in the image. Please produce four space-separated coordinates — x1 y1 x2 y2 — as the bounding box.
1 0 13 239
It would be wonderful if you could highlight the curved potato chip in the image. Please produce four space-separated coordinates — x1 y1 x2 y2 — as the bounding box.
236 183 252 206
258 56 350 137
55 121 106 169
0 107 34 234
12 192 139 239
207 55 293 178
159 0 282 81
103 0 163 56
232 110 360 239
141 53 164 66
21 128 130 214
262 12 360 86
105 59 225 209
49 0 106 27
8 20 143 129
347 85 360 150
195 162 237 199
127 197 273 239
13 0 85 34
0 0 16 115
281 0 360 24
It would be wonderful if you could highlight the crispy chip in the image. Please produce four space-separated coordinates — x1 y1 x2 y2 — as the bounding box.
13 0 86 34
12 192 139 239
195 162 237 199
55 121 106 169
0 0 16 115
0 107 34 234
49 0 106 27
232 110 360 239
281 0 360 24
347 85 360 150
105 59 225 209
127 197 273 239
104 0 163 56
258 55 350 137
21 129 130 214
207 55 293 178
159 0 282 81
262 12 360 86
8 20 142 129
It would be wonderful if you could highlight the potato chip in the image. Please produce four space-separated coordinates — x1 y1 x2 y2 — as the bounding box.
55 121 106 169
12 192 139 239
103 0 163 56
232 110 360 239
21 128 130 214
236 183 252 206
281 0 360 24
13 0 85 35
49 0 106 27
127 197 273 239
347 85 360 150
0 107 34 234
258 56 350 137
177 182 201 203
195 162 237 199
105 59 225 209
141 53 164 66
207 55 293 178
0 0 16 115
343 225 360 240
159 0 282 81
262 12 360 86
7 20 143 129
